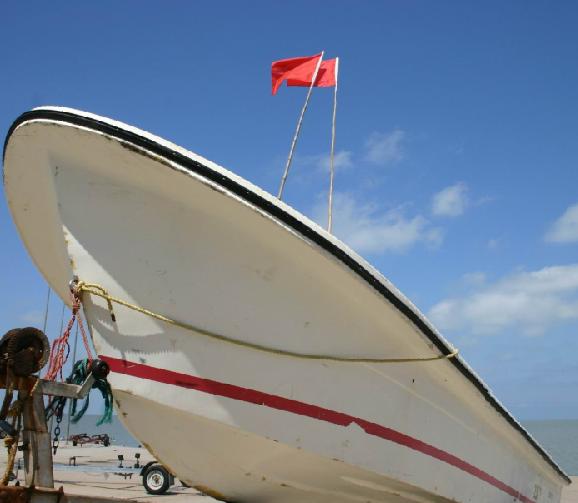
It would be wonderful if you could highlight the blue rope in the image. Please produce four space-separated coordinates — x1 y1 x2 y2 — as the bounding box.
68 359 113 426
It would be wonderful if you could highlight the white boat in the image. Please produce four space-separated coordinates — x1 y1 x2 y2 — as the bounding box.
3 107 570 503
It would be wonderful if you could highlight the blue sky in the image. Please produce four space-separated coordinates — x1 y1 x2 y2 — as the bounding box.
1 2 578 420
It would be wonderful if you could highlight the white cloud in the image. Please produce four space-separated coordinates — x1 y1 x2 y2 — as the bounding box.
462 272 486 287
545 203 578 243
429 264 578 336
315 150 353 172
19 310 44 326
487 238 500 250
431 182 469 217
314 192 442 254
364 129 405 166
297 150 353 176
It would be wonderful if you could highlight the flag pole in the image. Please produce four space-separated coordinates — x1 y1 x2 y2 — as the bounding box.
277 51 325 200
327 57 339 233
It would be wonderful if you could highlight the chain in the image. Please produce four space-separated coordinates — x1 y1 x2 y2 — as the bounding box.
52 399 65 455
52 421 61 455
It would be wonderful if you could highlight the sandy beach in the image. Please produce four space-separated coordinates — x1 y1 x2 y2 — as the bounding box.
1 443 211 502
52 444 208 501
0 443 575 501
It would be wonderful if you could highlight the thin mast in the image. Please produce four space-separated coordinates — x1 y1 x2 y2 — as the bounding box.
49 302 67 438
327 57 340 233
278 51 325 200
65 323 80 443
42 286 51 333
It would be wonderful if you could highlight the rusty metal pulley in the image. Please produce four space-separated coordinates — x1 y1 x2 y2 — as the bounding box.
0 327 50 377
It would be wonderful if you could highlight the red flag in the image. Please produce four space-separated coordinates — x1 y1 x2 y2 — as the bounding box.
287 59 337 88
271 53 322 95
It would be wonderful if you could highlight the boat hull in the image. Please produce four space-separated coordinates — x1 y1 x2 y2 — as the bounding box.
113 386 453 503
3 108 569 502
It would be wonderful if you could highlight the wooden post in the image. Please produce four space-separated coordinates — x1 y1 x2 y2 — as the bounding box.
21 384 54 488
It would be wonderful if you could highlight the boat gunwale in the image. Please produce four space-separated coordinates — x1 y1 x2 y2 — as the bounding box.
2 108 570 484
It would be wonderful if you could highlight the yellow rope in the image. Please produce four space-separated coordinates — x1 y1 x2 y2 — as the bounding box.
75 281 458 364
0 375 39 485
1 435 18 486
29 377 41 396
1 393 26 486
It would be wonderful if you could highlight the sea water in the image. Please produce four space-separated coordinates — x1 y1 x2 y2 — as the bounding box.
63 416 578 475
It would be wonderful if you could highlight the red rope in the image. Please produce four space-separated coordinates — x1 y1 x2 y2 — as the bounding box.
78 314 94 364
45 290 94 381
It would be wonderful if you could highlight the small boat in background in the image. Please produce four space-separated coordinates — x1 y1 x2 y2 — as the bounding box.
3 107 570 502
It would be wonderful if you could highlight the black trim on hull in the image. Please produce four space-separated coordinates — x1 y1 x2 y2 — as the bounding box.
3 109 570 483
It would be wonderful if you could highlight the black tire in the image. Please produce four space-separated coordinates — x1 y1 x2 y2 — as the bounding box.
143 465 171 495
72 440 78 446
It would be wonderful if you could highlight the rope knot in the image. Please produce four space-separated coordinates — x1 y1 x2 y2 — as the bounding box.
69 279 85 300
45 281 95 381
74 282 116 323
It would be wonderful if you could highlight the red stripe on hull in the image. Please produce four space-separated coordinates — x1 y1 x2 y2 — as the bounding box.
101 355 534 503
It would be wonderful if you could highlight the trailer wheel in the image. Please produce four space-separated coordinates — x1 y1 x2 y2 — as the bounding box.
143 464 171 495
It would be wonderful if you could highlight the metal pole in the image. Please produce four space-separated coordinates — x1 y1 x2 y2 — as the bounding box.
42 286 51 333
65 324 80 443
277 51 325 200
48 302 67 438
327 58 340 233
